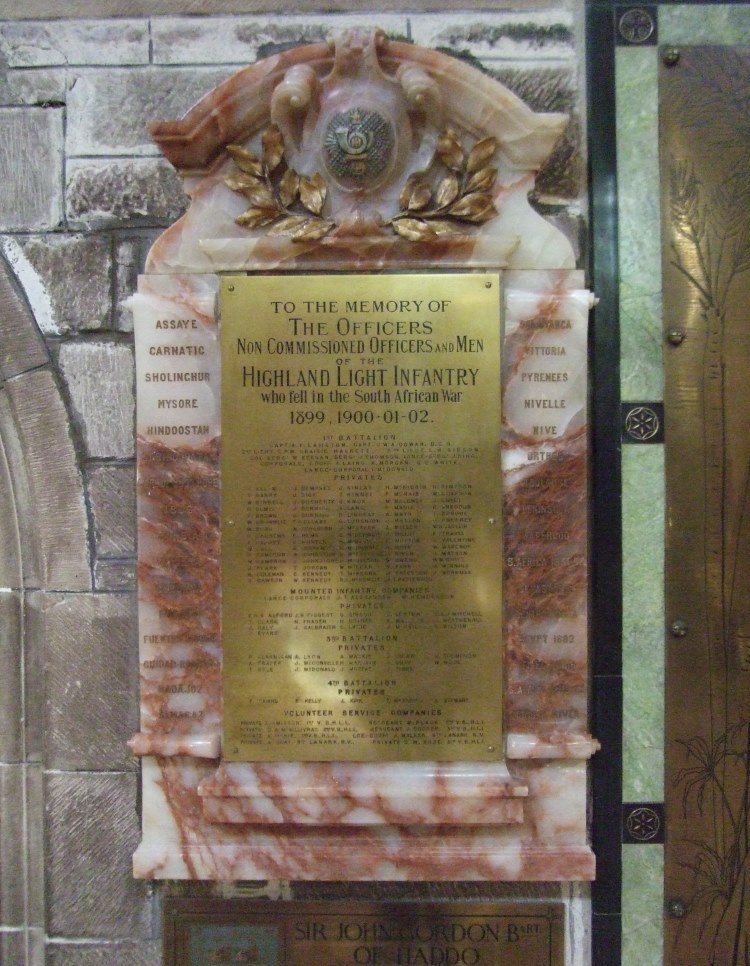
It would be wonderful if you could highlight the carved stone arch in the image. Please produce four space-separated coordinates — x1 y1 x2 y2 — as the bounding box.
0 252 94 960
0 255 90 592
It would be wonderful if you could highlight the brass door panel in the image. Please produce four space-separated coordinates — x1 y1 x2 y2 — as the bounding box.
661 46 750 965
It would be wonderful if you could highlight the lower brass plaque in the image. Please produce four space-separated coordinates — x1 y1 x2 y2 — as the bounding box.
164 900 564 965
220 273 503 762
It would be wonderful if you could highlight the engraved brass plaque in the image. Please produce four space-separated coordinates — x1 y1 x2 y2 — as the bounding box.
164 899 565 966
661 46 750 963
221 272 503 762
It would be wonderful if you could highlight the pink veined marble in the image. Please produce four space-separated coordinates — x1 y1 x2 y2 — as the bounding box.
129 28 597 882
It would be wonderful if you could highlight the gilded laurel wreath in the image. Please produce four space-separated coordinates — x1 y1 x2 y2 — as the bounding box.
224 125 499 242
224 124 335 241
390 129 499 241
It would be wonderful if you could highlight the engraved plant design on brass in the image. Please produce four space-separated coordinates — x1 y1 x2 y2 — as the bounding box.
225 124 499 242
669 161 750 953
663 46 750 964
391 130 499 241
225 124 335 241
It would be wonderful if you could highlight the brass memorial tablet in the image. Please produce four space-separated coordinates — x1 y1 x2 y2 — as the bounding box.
221 273 503 761
164 899 565 966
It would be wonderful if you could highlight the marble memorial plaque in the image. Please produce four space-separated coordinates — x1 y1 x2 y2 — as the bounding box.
164 899 565 965
129 28 596 882
220 272 503 762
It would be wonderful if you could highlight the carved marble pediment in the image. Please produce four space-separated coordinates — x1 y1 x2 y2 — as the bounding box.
147 30 574 274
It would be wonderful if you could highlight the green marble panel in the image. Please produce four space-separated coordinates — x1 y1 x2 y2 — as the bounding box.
660 4 750 44
622 845 664 966
623 620 664 801
617 6 750 966
622 446 665 801
616 47 663 400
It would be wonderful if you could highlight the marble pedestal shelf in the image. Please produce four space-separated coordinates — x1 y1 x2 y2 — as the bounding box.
129 29 597 882
135 756 594 881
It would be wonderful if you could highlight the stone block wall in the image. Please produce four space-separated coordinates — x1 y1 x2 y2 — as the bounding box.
0 5 586 964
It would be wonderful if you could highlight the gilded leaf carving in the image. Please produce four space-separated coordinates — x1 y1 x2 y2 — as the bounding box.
242 183 277 210
448 192 496 222
225 124 500 244
434 174 460 210
278 169 300 209
391 218 436 241
291 218 336 241
268 214 310 235
225 129 335 241
436 129 465 171
391 128 500 240
466 137 498 174
226 145 264 177
236 207 280 229
223 173 262 193
299 174 327 216
466 166 497 194
261 124 285 172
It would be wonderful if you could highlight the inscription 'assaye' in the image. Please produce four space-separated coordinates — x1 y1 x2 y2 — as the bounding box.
220 272 503 762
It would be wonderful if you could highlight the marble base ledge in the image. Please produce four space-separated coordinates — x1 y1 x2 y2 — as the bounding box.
198 761 528 826
134 833 595 882
133 756 595 881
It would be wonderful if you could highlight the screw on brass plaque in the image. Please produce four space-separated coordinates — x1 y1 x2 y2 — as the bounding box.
670 619 688 638
621 402 664 444
622 802 665 843
667 898 687 919
616 6 657 46
663 47 681 67
666 327 685 346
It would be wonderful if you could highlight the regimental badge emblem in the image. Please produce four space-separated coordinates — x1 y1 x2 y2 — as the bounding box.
323 108 395 187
